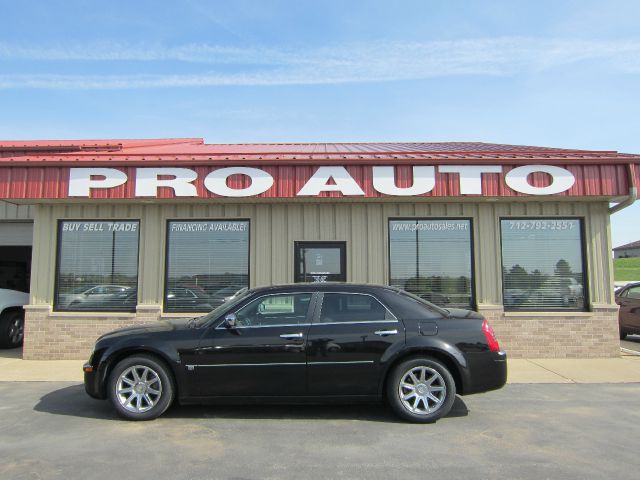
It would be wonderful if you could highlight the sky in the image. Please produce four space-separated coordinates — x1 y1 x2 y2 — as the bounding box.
0 0 639 247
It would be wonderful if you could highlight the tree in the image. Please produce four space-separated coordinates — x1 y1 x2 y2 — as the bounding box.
555 259 572 277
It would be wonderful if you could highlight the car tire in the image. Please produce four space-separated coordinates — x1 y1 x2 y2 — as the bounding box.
620 328 627 340
108 355 175 420
0 310 25 349
387 356 456 423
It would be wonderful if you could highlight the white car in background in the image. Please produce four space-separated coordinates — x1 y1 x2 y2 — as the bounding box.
0 288 29 348
57 285 132 309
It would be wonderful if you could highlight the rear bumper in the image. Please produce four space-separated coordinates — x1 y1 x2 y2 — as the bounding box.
462 351 507 395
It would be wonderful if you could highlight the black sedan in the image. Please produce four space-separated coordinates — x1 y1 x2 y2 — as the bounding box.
84 284 507 422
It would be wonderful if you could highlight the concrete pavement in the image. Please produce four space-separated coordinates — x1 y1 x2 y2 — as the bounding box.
1 346 639 384
1 382 639 480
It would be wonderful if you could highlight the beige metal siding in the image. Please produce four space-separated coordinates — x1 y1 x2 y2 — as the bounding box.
28 200 614 309
0 200 34 220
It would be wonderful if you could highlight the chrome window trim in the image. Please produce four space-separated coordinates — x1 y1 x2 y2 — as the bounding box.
216 322 311 330
312 320 399 326
213 291 401 329
215 319 400 330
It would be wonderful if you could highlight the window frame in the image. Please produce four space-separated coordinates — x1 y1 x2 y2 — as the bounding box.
387 217 476 311
53 219 141 313
499 216 589 312
293 240 347 283
164 218 251 313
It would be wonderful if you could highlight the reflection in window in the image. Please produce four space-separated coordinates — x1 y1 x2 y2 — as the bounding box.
236 293 312 326
165 221 249 312
389 219 474 309
320 293 393 322
501 219 586 311
55 221 139 311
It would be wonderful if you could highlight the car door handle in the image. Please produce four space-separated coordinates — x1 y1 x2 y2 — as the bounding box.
374 329 398 336
280 333 304 339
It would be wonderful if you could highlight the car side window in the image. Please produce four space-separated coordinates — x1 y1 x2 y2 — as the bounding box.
235 293 312 327
627 286 640 300
319 293 394 323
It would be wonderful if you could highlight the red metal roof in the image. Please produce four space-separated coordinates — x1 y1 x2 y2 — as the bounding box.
0 139 638 165
1 139 637 200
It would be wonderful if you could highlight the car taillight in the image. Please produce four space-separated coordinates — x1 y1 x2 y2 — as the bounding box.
482 319 501 352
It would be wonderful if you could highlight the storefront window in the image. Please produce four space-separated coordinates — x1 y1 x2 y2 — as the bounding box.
165 220 249 312
55 221 139 311
389 219 474 309
501 219 586 311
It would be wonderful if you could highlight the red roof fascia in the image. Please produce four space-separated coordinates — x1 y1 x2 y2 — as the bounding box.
0 154 638 167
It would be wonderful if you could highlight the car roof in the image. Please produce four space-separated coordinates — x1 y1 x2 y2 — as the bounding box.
249 283 401 295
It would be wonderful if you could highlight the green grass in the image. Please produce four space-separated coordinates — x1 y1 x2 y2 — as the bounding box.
614 257 640 281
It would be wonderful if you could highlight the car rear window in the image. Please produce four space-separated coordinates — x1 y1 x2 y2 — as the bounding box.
319 293 395 323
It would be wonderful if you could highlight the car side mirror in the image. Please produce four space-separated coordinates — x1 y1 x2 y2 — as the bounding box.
223 313 238 329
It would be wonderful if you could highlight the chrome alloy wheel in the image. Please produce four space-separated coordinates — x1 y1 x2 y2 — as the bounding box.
115 365 163 414
398 366 446 415
8 316 24 345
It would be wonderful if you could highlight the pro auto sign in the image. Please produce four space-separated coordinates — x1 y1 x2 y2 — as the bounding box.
68 165 576 198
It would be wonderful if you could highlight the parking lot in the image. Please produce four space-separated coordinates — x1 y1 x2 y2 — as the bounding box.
1 381 639 480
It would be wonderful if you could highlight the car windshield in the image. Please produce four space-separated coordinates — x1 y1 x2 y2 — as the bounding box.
194 288 253 327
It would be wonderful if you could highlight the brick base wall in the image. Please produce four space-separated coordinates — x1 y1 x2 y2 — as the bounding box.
478 304 620 358
22 304 163 360
23 303 621 360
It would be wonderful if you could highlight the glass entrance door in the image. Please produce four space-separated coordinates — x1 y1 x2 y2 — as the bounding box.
294 241 346 283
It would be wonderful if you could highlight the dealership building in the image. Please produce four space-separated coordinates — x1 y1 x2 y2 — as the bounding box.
0 139 637 360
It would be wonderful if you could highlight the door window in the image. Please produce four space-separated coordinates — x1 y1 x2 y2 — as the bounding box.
235 293 313 327
294 241 346 282
319 293 394 323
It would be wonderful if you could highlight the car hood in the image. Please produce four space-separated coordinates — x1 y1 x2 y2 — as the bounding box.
96 318 193 341
445 308 484 320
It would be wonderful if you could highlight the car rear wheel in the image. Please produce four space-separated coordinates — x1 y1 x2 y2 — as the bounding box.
108 355 174 420
387 357 456 423
0 310 25 348
620 328 628 340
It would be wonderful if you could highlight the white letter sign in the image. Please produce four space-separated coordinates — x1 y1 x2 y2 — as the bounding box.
372 166 435 196
204 167 274 197
438 165 503 194
135 168 198 197
69 168 128 197
505 165 575 195
297 166 365 196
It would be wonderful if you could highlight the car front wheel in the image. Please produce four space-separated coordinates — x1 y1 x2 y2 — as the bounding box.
108 355 175 420
387 357 456 423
